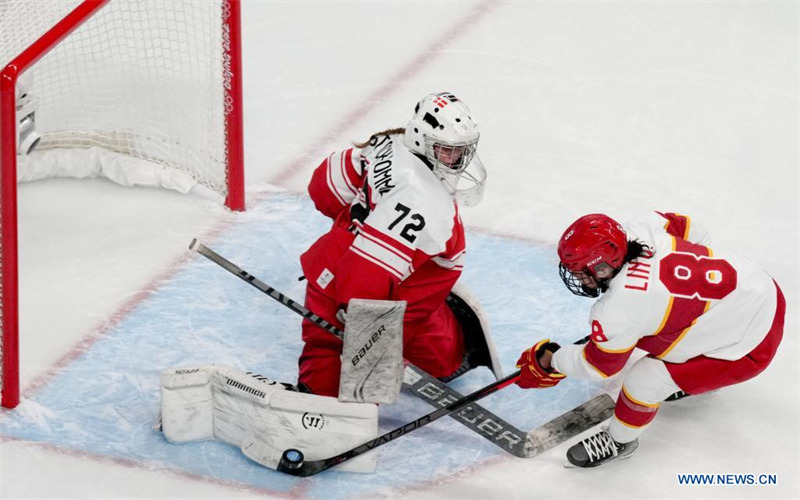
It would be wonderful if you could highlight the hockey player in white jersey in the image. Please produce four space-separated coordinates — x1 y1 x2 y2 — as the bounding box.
514 212 785 468
299 91 498 396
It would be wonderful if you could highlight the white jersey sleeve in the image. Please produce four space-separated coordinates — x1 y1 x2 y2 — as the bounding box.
552 296 645 380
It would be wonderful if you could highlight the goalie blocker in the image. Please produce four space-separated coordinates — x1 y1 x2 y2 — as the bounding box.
159 364 379 473
338 299 406 404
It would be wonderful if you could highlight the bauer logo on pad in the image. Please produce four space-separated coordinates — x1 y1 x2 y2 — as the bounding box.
339 299 406 404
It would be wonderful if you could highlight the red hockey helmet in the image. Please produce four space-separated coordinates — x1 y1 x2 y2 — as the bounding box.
557 214 628 297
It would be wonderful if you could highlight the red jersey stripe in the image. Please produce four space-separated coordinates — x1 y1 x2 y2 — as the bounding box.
339 150 358 197
350 246 404 280
359 229 412 264
325 153 347 206
361 223 414 255
344 149 365 195
657 212 691 240
582 341 634 378
614 385 660 429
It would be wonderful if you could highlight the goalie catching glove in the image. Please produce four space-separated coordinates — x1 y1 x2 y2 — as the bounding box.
515 339 566 388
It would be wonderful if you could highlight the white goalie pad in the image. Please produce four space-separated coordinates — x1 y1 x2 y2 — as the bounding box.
160 364 379 473
449 282 503 380
240 389 378 473
339 299 406 404
160 365 217 442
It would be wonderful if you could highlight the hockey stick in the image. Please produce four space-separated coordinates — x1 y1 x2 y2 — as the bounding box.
276 369 522 476
189 239 615 458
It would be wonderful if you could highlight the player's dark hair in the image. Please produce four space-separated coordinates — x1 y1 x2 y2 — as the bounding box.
624 239 651 264
353 127 405 148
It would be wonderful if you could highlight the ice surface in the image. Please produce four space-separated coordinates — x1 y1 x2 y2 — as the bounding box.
2 194 613 497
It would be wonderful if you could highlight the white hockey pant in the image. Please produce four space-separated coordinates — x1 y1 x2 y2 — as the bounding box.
608 356 682 444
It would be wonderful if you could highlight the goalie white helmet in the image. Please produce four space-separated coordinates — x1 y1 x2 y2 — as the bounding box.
404 92 487 206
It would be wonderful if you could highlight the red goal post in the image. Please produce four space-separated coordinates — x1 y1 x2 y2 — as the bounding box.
0 0 245 408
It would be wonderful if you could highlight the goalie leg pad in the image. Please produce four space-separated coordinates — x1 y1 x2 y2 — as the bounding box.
339 299 406 404
160 365 216 443
210 365 287 446
240 389 379 473
161 364 286 444
161 364 378 473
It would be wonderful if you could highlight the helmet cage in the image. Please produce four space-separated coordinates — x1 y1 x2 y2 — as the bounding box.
423 135 478 175
558 262 616 298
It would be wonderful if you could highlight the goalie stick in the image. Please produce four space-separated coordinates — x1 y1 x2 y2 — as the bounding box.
189 239 615 458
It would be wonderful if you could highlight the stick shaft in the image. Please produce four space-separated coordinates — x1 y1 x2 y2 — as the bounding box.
287 370 522 476
191 239 343 336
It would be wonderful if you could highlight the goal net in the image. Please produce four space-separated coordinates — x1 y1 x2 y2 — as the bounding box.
0 0 244 408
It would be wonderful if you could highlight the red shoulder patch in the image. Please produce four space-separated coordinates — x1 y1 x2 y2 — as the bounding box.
657 211 690 240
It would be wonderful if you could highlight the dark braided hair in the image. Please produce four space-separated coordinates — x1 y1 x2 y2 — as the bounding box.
353 127 405 148
589 240 651 296
624 239 652 264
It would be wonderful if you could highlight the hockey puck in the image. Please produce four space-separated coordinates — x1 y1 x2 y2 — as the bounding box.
279 449 304 470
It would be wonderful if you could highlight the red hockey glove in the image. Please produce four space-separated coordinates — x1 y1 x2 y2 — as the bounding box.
515 339 566 389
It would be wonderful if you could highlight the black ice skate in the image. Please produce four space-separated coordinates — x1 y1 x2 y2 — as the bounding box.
664 389 720 402
566 429 638 468
664 390 689 401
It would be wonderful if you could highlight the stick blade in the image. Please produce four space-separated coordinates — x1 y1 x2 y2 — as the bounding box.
524 393 615 457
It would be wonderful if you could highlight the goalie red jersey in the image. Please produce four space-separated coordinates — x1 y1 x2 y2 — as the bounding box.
298 132 468 395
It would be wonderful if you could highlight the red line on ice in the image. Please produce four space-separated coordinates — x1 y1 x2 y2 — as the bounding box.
265 0 503 191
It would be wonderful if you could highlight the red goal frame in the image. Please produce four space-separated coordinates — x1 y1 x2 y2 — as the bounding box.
0 0 245 408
